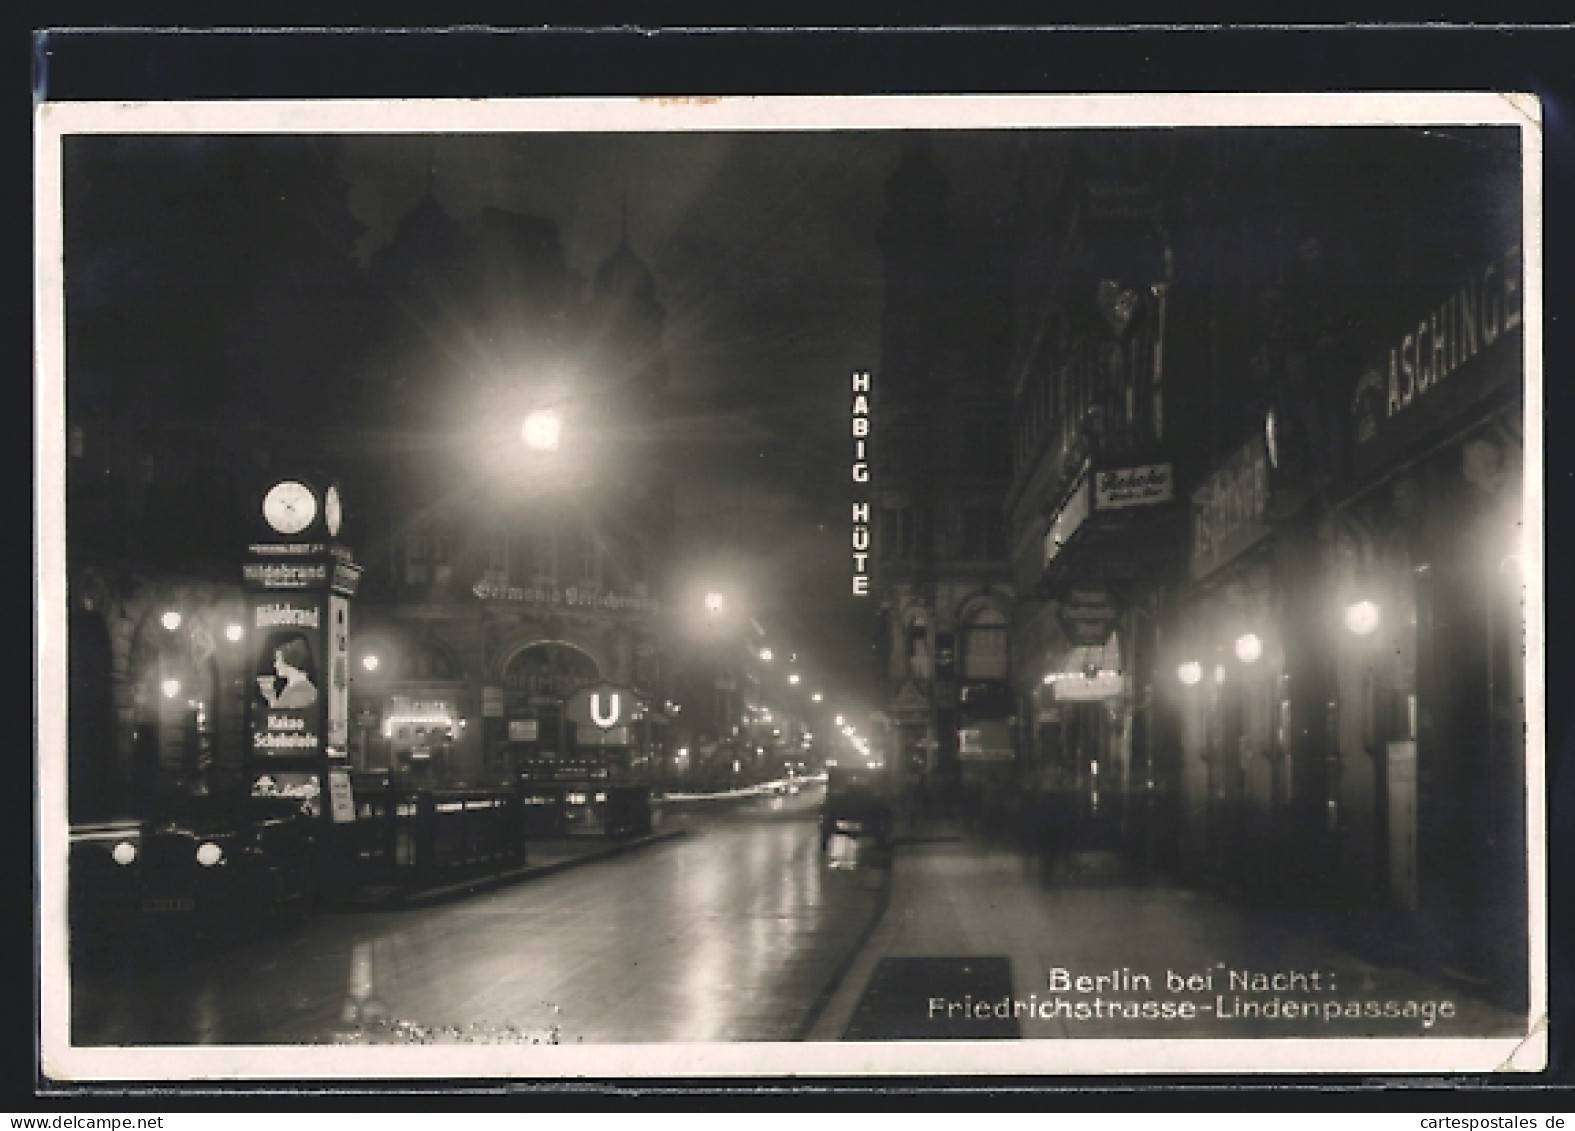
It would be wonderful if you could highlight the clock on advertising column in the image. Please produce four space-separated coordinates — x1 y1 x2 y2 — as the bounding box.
262 479 318 536
252 473 345 543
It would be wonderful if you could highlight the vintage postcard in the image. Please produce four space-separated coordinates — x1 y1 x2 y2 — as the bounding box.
34 92 1546 1081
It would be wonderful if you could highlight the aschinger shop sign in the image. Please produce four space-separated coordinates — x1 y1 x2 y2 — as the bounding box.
1349 243 1523 480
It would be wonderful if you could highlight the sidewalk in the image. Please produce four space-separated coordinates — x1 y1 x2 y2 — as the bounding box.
338 826 688 911
803 816 1530 1044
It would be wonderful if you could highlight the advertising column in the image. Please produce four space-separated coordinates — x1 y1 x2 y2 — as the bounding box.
242 475 361 860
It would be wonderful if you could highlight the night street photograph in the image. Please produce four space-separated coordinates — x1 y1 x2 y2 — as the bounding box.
35 93 1542 1080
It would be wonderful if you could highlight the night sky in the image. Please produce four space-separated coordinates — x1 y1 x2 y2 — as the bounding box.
62 128 1031 709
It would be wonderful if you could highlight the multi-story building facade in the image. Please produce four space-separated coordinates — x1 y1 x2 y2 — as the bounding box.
868 138 1017 813
342 196 679 816
1002 126 1528 1008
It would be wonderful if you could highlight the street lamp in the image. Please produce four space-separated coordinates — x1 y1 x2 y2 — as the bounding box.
705 591 725 616
788 672 800 685
811 692 823 702
1177 660 1203 686
759 648 773 662
522 409 562 452
1344 600 1380 636
1235 633 1264 664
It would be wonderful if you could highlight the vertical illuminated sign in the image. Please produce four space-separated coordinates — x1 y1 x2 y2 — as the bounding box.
851 369 871 596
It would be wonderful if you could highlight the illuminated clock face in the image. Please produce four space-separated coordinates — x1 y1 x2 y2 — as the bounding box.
324 485 343 537
262 480 317 536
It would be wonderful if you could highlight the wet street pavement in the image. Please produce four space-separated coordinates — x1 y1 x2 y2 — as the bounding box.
70 785 890 1046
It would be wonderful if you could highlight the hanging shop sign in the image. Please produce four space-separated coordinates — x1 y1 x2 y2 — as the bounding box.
1044 469 1092 565
1057 586 1121 647
1190 434 1271 582
1350 243 1523 481
1094 463 1174 510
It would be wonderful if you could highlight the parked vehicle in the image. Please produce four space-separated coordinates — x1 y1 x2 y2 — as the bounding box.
820 767 894 850
69 792 324 953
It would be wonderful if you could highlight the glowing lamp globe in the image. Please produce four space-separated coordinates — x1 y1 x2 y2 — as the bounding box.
1344 600 1380 636
522 410 562 452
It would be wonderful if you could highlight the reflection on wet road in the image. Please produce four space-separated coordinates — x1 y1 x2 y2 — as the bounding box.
71 788 890 1045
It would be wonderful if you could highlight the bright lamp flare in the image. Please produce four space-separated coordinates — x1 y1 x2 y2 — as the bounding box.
760 648 773 662
1177 661 1203 686
704 592 725 615
1235 633 1264 663
161 610 183 632
362 654 380 672
522 409 562 452
1344 600 1380 636
161 678 181 699
788 673 800 685
224 624 244 643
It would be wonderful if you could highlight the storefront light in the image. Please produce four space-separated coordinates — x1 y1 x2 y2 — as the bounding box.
161 610 183 632
1235 633 1264 663
1177 661 1203 686
1344 600 1380 637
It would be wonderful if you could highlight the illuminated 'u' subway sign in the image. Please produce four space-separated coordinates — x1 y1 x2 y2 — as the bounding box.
851 370 871 596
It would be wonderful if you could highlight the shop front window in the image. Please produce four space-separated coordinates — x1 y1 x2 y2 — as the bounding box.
962 610 1009 681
